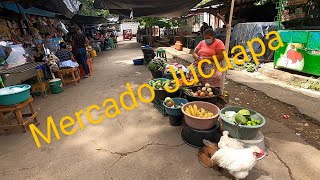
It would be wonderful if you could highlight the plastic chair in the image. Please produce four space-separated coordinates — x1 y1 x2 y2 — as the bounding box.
156 49 167 60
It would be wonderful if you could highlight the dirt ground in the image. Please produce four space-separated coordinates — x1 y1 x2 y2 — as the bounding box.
0 39 319 180
225 80 320 150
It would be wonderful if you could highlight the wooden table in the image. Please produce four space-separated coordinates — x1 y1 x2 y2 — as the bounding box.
0 97 39 133
182 35 197 49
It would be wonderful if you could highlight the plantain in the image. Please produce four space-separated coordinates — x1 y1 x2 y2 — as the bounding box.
203 113 208 118
199 109 205 116
189 105 195 116
185 108 191 115
193 104 198 113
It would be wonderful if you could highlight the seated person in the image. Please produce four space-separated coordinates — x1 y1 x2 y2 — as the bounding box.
110 34 117 47
55 42 79 69
91 41 101 52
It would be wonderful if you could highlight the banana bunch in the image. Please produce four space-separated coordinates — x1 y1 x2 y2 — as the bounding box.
185 104 214 118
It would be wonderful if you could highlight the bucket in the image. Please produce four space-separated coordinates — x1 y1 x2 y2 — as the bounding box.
49 78 63 94
169 115 183 126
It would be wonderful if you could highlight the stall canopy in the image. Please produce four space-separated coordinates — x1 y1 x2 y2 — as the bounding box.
0 3 57 18
71 14 107 24
1 0 81 18
93 0 202 17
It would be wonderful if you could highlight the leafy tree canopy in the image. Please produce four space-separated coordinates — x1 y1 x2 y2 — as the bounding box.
79 0 109 17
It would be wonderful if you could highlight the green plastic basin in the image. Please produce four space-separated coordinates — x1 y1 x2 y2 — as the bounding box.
0 84 31 105
220 106 266 140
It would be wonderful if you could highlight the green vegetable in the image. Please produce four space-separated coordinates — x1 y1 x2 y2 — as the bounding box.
238 109 251 117
235 113 248 125
164 97 172 103
147 58 166 71
245 63 256 73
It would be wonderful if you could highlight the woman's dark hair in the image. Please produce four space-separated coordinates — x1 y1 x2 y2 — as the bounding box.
204 28 215 37
59 42 67 49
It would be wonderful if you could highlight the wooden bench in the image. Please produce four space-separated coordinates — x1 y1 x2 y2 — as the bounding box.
57 68 81 86
0 97 39 133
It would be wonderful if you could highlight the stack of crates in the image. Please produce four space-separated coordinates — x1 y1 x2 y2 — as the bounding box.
30 69 50 97
152 99 168 117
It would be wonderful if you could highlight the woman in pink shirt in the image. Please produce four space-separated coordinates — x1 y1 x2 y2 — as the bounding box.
192 29 226 88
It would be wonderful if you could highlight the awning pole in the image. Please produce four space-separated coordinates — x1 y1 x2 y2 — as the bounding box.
209 7 211 26
220 0 235 93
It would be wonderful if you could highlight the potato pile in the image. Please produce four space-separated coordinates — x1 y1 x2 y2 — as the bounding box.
193 83 214 97
185 104 214 118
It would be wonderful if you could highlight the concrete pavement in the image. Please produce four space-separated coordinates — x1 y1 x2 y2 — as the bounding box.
0 40 319 180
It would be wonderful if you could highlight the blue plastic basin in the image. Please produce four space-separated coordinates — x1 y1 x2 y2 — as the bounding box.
163 98 188 116
0 84 31 105
133 59 144 65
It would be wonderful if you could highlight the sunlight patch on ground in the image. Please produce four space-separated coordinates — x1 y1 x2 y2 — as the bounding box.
114 56 143 65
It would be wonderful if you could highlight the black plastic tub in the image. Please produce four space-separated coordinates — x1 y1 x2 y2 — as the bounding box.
183 86 221 104
151 71 163 79
169 115 183 126
181 122 222 149
154 89 180 100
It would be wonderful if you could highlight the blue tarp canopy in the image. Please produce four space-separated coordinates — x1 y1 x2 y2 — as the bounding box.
0 3 57 18
0 0 81 18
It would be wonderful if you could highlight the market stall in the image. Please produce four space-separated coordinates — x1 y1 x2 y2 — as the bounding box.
0 0 90 95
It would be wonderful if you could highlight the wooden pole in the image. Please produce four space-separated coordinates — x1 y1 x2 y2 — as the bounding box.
220 0 236 93
209 7 211 26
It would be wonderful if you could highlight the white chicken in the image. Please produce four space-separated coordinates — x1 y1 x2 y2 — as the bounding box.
211 145 264 180
218 131 245 149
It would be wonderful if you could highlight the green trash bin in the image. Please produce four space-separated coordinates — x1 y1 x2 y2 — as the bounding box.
49 78 63 94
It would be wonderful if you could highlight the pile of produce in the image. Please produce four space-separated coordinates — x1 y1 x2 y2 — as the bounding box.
222 109 262 126
178 79 202 87
150 79 176 90
245 63 256 73
164 97 183 108
184 83 215 97
163 63 187 74
147 58 166 72
185 104 214 118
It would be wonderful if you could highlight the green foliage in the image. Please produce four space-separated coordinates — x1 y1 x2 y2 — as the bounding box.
289 78 320 91
79 0 109 17
254 0 277 6
196 0 211 7
140 17 185 28
245 63 256 72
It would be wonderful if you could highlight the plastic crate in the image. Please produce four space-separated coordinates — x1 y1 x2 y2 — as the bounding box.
152 99 168 117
